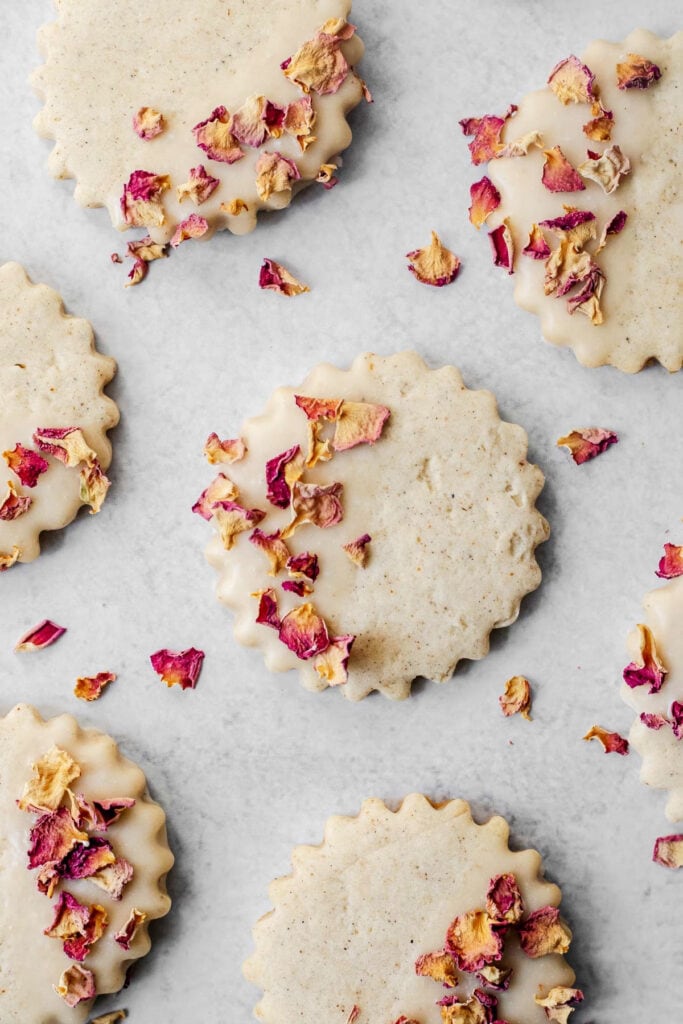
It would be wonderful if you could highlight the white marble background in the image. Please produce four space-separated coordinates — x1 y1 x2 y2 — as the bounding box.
1 1 681 1021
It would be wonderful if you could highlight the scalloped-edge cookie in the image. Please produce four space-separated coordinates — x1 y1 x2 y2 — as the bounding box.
201 352 549 701
244 795 579 1023
33 0 366 246
486 29 682 372
0 262 118 569
621 576 683 822
0 703 173 1023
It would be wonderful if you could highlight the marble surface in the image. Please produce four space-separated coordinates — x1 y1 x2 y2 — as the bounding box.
1 2 681 1021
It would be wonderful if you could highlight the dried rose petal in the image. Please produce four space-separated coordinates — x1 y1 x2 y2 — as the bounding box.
232 95 285 147
0 546 20 571
342 534 371 567
407 231 460 286
3 443 49 487
90 1013 127 1024
439 993 493 1023
313 634 354 686
18 746 80 812
535 986 584 1023
221 198 249 216
540 209 595 235
284 96 317 150
347 1008 360 1024
177 164 220 205
192 473 239 521
111 253 123 264
132 107 164 140
120 170 170 227
126 257 148 287
486 873 524 924
79 459 111 514
556 428 618 465
283 481 344 538
459 105 517 164
259 259 310 296
126 236 167 268
54 964 96 1007
265 445 305 508
578 145 630 194
595 210 627 253
150 647 204 690
192 106 243 163
114 907 148 950
583 99 614 142
74 671 116 702
476 964 512 991
170 213 209 247
640 711 670 731
655 543 683 579
469 177 501 230
542 147 585 192
653 834 683 869
286 551 319 581
28 806 88 868
519 906 572 958
204 433 246 465
60 840 117 888
213 500 266 549
15 619 66 652
522 224 551 260
89 857 134 900
255 152 301 201
45 892 108 962
294 396 343 421
254 588 281 629
547 56 595 104
670 702 683 741
282 579 313 597
565 263 605 324
281 21 355 95
489 220 514 274
445 910 504 973
333 401 391 452
499 676 532 720
0 479 31 520
583 725 629 755
33 427 95 467
74 796 135 832
617 53 662 90
414 949 460 987
279 603 330 660
497 129 543 158
623 623 667 693
316 162 338 188
250 529 291 576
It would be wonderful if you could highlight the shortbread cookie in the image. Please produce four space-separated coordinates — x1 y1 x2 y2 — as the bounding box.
200 352 549 701
0 262 118 569
480 29 682 372
0 704 173 1023
33 0 367 246
621 576 683 821
244 795 580 1024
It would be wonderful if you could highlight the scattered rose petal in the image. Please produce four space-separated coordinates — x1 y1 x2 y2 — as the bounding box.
616 53 662 90
150 647 204 690
114 907 148 950
3 443 49 487
221 198 249 216
88 857 134 900
486 873 524 924
640 711 670 731
316 162 338 187
671 702 683 740
33 427 95 467
406 231 460 286
259 258 310 296
279 603 330 660
542 146 585 192
294 396 343 421
281 21 355 95
120 170 170 227
539 209 596 235
79 459 111 514
445 910 505 973
192 473 239 520
489 219 514 273
132 107 164 140
623 623 667 693
231 94 285 147
254 588 281 629
499 676 532 720
74 672 116 702
213 500 266 549
469 177 501 230
656 543 683 579
415 949 460 987
27 806 88 869
476 964 512 991
282 481 344 538
519 906 572 958
547 56 595 104
653 834 683 869
333 401 391 452
126 257 148 287
535 986 584 1023
595 210 627 253
111 253 123 264
286 551 319 581
313 634 354 685
578 145 630 193
74 796 135 832
255 151 301 201
44 892 107 962
0 546 20 571
522 224 551 259
192 106 243 163
583 99 614 141
342 533 371 567
204 434 246 465
177 164 220 205
170 213 209 247
125 235 167 285
498 129 544 158
556 428 618 465
15 619 66 653
17 746 80 812
265 445 305 508
54 964 96 1007
284 96 317 150
250 529 291 576
459 105 517 164
583 725 629 755
0 479 31 520
282 579 313 597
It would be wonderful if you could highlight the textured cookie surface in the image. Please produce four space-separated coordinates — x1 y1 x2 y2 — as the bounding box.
0 262 118 566
33 0 366 242
244 795 576 1023
488 29 682 372
0 703 173 1024
204 352 549 700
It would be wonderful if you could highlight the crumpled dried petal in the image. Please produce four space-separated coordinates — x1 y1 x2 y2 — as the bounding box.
255 152 301 201
640 711 670 731
126 236 167 270
656 543 683 579
120 170 170 227
90 1013 127 1024
33 427 95 467
497 129 543 158
177 164 220 205
150 647 205 690
74 671 116 702
476 964 512 991
616 53 662 90
583 99 614 142
192 472 239 520
556 428 618 464
204 434 246 465
445 910 505 973
132 107 164 140
583 725 629 755
58 840 117 890
623 623 667 693
438 992 491 1024
282 579 313 597
316 163 338 187
342 533 371 567
489 220 514 274
294 396 343 422
250 528 291 576
539 208 596 239
313 634 354 685
279 603 330 660
595 210 627 254
88 857 134 900
522 224 551 259
44 891 108 962
0 546 20 571
652 834 683 869
499 676 532 720
670 702 683 741
192 106 244 163
578 145 630 194
73 796 135 832
18 745 80 811
15 619 66 652
232 95 285 147
414 949 460 987
333 401 391 452
114 907 148 949
459 105 517 164
486 873 524 924
406 231 460 286
283 96 317 150
265 445 305 508
281 21 355 95
547 56 595 104
3 443 49 486
0 479 31 520
254 588 281 629
259 259 310 296
54 964 96 1007
469 177 501 229
282 481 344 538
79 459 111 514
221 198 249 216
518 906 572 958
534 987 584 1024
286 551 319 581
213 500 266 549
28 806 88 868
542 146 585 192
170 213 209 247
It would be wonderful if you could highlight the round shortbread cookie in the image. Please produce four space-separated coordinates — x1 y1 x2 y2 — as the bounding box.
0 703 173 1023
621 576 683 822
202 352 549 701
244 795 579 1024
0 262 118 569
486 29 682 372
33 0 366 244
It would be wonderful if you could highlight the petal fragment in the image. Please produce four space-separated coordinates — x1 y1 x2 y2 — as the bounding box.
213 500 266 548
192 106 243 163
232 94 285 147
595 210 627 254
192 473 239 520
284 96 317 150
583 100 614 141
652 834 683 869
286 551 319 581
583 725 629 755
656 543 683 579
518 906 572 958
255 152 301 201
616 53 662 89
170 214 209 247
0 480 31 520
281 21 355 95
343 533 372 567
333 401 391 452
556 428 618 464
279 603 330 660
578 145 630 193
27 806 88 869
522 224 551 259
3 443 49 486
259 259 310 296
534 986 584 1023
177 164 220 205
33 427 95 467
406 231 460 286
132 107 164 140
313 634 354 685
79 459 111 514
283 481 344 538
54 964 96 1007
547 56 595 104
204 434 247 465
15 619 66 652
250 529 292 576
415 949 460 987
254 588 281 629
469 177 501 229
18 746 80 812
489 220 514 273
114 907 148 949
44 892 107 962
74 672 117 702
623 623 667 693
150 647 205 690
486 872 524 924
120 170 170 227
265 445 305 508
499 676 532 720
542 147 585 192
445 910 505 973
459 105 517 164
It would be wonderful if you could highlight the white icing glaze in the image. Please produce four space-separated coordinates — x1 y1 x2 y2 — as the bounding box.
205 352 549 700
621 576 683 822
244 795 576 1023
488 29 682 372
0 704 173 1024
33 0 365 241
0 263 118 565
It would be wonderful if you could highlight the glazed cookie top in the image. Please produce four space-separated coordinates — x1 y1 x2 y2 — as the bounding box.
485 29 682 372
33 0 366 243
244 795 579 1024
0 704 173 1024
0 262 118 568
201 352 549 701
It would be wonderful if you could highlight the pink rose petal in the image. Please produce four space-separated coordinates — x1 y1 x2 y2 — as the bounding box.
259 259 310 296
192 106 244 163
469 177 501 229
177 164 220 205
3 443 49 487
547 56 595 104
583 725 629 755
655 543 683 579
265 445 304 508
55 964 96 1007
278 603 330 660
0 480 31 520
255 152 301 201
15 619 66 652
623 623 667 693
204 433 246 465
459 105 517 164
150 647 205 690
489 220 514 273
522 224 551 259
170 214 209 247
653 834 683 869
212 500 266 549
556 428 618 465
617 54 662 90
132 107 164 140
254 589 281 630
120 169 170 227
313 634 355 686
542 146 585 192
